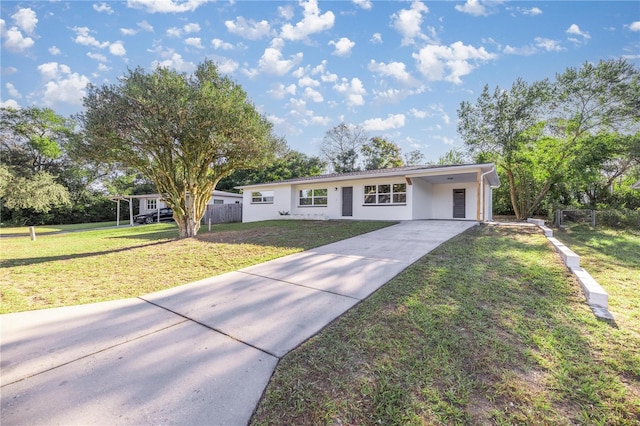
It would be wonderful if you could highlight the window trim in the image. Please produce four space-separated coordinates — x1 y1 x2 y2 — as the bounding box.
363 183 407 206
146 199 157 210
298 188 328 207
251 191 274 204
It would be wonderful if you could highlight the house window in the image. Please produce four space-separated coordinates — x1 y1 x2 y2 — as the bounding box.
299 188 328 206
212 199 224 205
251 191 274 204
146 199 157 210
364 183 406 205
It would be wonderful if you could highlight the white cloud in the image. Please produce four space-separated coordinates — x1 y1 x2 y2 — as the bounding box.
303 87 323 102
126 0 207 13
280 0 335 41
333 77 366 106
433 135 455 146
215 57 239 74
519 7 542 16
97 63 110 72
329 37 355 56
185 37 203 48
121 28 138 36
268 83 296 99
353 0 372 10
630 22 640 32
183 23 201 34
534 37 564 52
12 8 38 35
93 3 114 14
390 1 430 46
413 41 496 84
566 24 591 41
109 41 126 56
1 99 20 109
37 62 90 106
49 45 61 55
368 60 419 85
2 26 35 52
166 27 182 38
6 82 21 98
370 32 382 44
278 5 295 20
87 52 108 62
257 42 303 75
409 105 449 124
299 75 320 87
362 114 405 131
72 26 109 48
409 108 428 119
225 17 272 40
138 20 154 32
503 44 537 56
455 0 489 17
212 38 234 50
152 53 196 72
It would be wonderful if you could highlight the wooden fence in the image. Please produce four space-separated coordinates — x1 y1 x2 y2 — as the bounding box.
202 203 242 224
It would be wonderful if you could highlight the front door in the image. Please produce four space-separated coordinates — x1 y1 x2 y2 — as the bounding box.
342 187 353 217
453 189 465 218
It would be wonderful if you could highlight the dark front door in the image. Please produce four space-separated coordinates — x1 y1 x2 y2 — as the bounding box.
453 189 466 218
342 187 353 217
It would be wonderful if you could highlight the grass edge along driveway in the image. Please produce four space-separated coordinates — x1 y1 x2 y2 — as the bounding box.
251 225 640 425
0 220 395 314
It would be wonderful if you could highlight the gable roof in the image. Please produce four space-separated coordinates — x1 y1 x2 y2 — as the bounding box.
237 163 500 189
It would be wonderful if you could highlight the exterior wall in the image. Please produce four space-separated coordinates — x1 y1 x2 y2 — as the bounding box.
338 177 412 221
139 193 241 215
430 182 478 220
411 178 432 220
242 184 291 223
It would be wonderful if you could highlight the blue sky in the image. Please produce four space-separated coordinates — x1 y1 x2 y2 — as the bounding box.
1 0 639 163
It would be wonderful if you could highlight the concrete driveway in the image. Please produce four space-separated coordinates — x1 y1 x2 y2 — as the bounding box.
1 220 476 425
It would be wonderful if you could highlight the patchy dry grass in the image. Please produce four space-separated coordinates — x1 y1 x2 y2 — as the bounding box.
0 220 394 314
251 225 640 425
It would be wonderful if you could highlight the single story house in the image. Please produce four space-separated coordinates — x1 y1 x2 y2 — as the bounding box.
237 163 500 223
137 190 242 215
111 190 242 226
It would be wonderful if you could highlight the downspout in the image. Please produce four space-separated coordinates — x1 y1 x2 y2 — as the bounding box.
479 167 495 222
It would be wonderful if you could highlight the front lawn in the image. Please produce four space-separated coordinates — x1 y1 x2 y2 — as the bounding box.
251 225 640 425
0 220 394 314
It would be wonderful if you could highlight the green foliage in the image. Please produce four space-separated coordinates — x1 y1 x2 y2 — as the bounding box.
404 149 425 166
78 60 282 237
437 147 466 165
361 137 404 170
217 150 325 190
458 59 640 219
0 165 70 214
320 123 368 172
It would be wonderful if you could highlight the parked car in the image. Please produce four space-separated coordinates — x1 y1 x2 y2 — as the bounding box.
134 208 174 224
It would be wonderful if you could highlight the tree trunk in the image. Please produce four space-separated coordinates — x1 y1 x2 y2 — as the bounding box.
176 215 200 238
505 168 523 220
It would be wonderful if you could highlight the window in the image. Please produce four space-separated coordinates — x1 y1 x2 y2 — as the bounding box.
364 183 406 205
251 191 274 204
146 199 157 210
212 199 224 205
299 188 328 206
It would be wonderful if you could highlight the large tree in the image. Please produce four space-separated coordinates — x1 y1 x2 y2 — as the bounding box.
458 59 640 219
320 123 368 173
78 61 282 237
361 137 404 170
0 107 73 219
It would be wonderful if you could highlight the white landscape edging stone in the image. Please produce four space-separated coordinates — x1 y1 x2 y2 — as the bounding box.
528 218 614 321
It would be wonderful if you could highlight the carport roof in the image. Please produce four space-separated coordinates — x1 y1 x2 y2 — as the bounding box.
236 163 500 189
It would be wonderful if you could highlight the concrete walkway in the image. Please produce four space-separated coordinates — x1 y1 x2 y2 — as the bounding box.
1 220 476 425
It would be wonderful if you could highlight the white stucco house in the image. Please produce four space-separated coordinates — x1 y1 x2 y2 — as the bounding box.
237 163 500 223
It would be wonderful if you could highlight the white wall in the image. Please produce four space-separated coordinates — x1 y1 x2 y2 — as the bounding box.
242 185 291 223
411 178 432 220
431 182 478 220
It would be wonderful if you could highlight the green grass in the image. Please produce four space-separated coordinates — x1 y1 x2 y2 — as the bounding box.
251 225 640 425
0 220 394 314
0 221 120 236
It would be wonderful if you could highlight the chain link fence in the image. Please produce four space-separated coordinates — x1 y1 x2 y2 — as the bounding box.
554 209 640 230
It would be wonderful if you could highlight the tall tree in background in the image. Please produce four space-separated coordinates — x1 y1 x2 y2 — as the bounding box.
0 107 73 218
404 149 425 166
78 61 283 237
458 59 640 219
320 123 368 173
361 137 404 170
437 147 466 165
